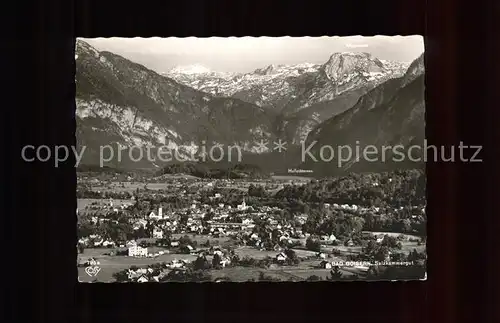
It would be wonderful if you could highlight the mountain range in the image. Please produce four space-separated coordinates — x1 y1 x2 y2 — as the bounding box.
75 39 424 176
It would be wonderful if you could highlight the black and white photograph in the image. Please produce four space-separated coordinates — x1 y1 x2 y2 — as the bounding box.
74 36 426 283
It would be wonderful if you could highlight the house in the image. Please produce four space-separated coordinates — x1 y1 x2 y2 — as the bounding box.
317 252 327 259
276 252 287 262
128 245 148 257
93 239 104 247
170 241 180 247
152 227 163 239
220 257 231 268
237 198 248 211
242 219 253 225
273 244 282 252
169 259 187 269
102 240 115 247
137 275 149 283
78 237 89 245
320 260 332 269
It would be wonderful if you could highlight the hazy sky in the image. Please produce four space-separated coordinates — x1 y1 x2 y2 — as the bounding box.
82 36 424 73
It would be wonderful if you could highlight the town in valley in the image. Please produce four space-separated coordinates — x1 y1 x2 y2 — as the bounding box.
77 169 426 282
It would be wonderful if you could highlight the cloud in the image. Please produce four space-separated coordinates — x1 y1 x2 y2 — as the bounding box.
345 44 369 48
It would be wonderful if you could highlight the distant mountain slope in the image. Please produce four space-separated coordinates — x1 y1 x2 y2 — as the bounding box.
75 40 277 168
300 54 425 176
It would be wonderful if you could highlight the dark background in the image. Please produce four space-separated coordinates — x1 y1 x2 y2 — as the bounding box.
2 0 499 322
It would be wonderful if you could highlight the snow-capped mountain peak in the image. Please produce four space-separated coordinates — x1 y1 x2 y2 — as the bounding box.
168 64 212 75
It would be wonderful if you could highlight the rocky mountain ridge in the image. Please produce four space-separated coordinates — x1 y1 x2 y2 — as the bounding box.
301 53 425 176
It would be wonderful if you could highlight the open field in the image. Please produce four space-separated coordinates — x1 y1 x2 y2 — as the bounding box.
209 260 359 282
233 246 279 259
78 267 117 282
289 248 318 258
210 266 267 281
209 266 311 282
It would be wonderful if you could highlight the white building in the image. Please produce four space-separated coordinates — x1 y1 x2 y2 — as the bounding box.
152 227 163 239
128 245 148 257
276 252 287 262
321 261 332 269
149 207 165 220
237 198 247 211
137 275 149 283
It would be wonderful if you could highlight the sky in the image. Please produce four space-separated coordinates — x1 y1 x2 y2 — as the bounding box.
81 36 424 74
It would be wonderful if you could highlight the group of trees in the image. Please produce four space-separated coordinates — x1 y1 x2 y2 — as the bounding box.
247 184 268 198
305 237 322 252
303 209 366 240
275 170 425 208
156 162 269 179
